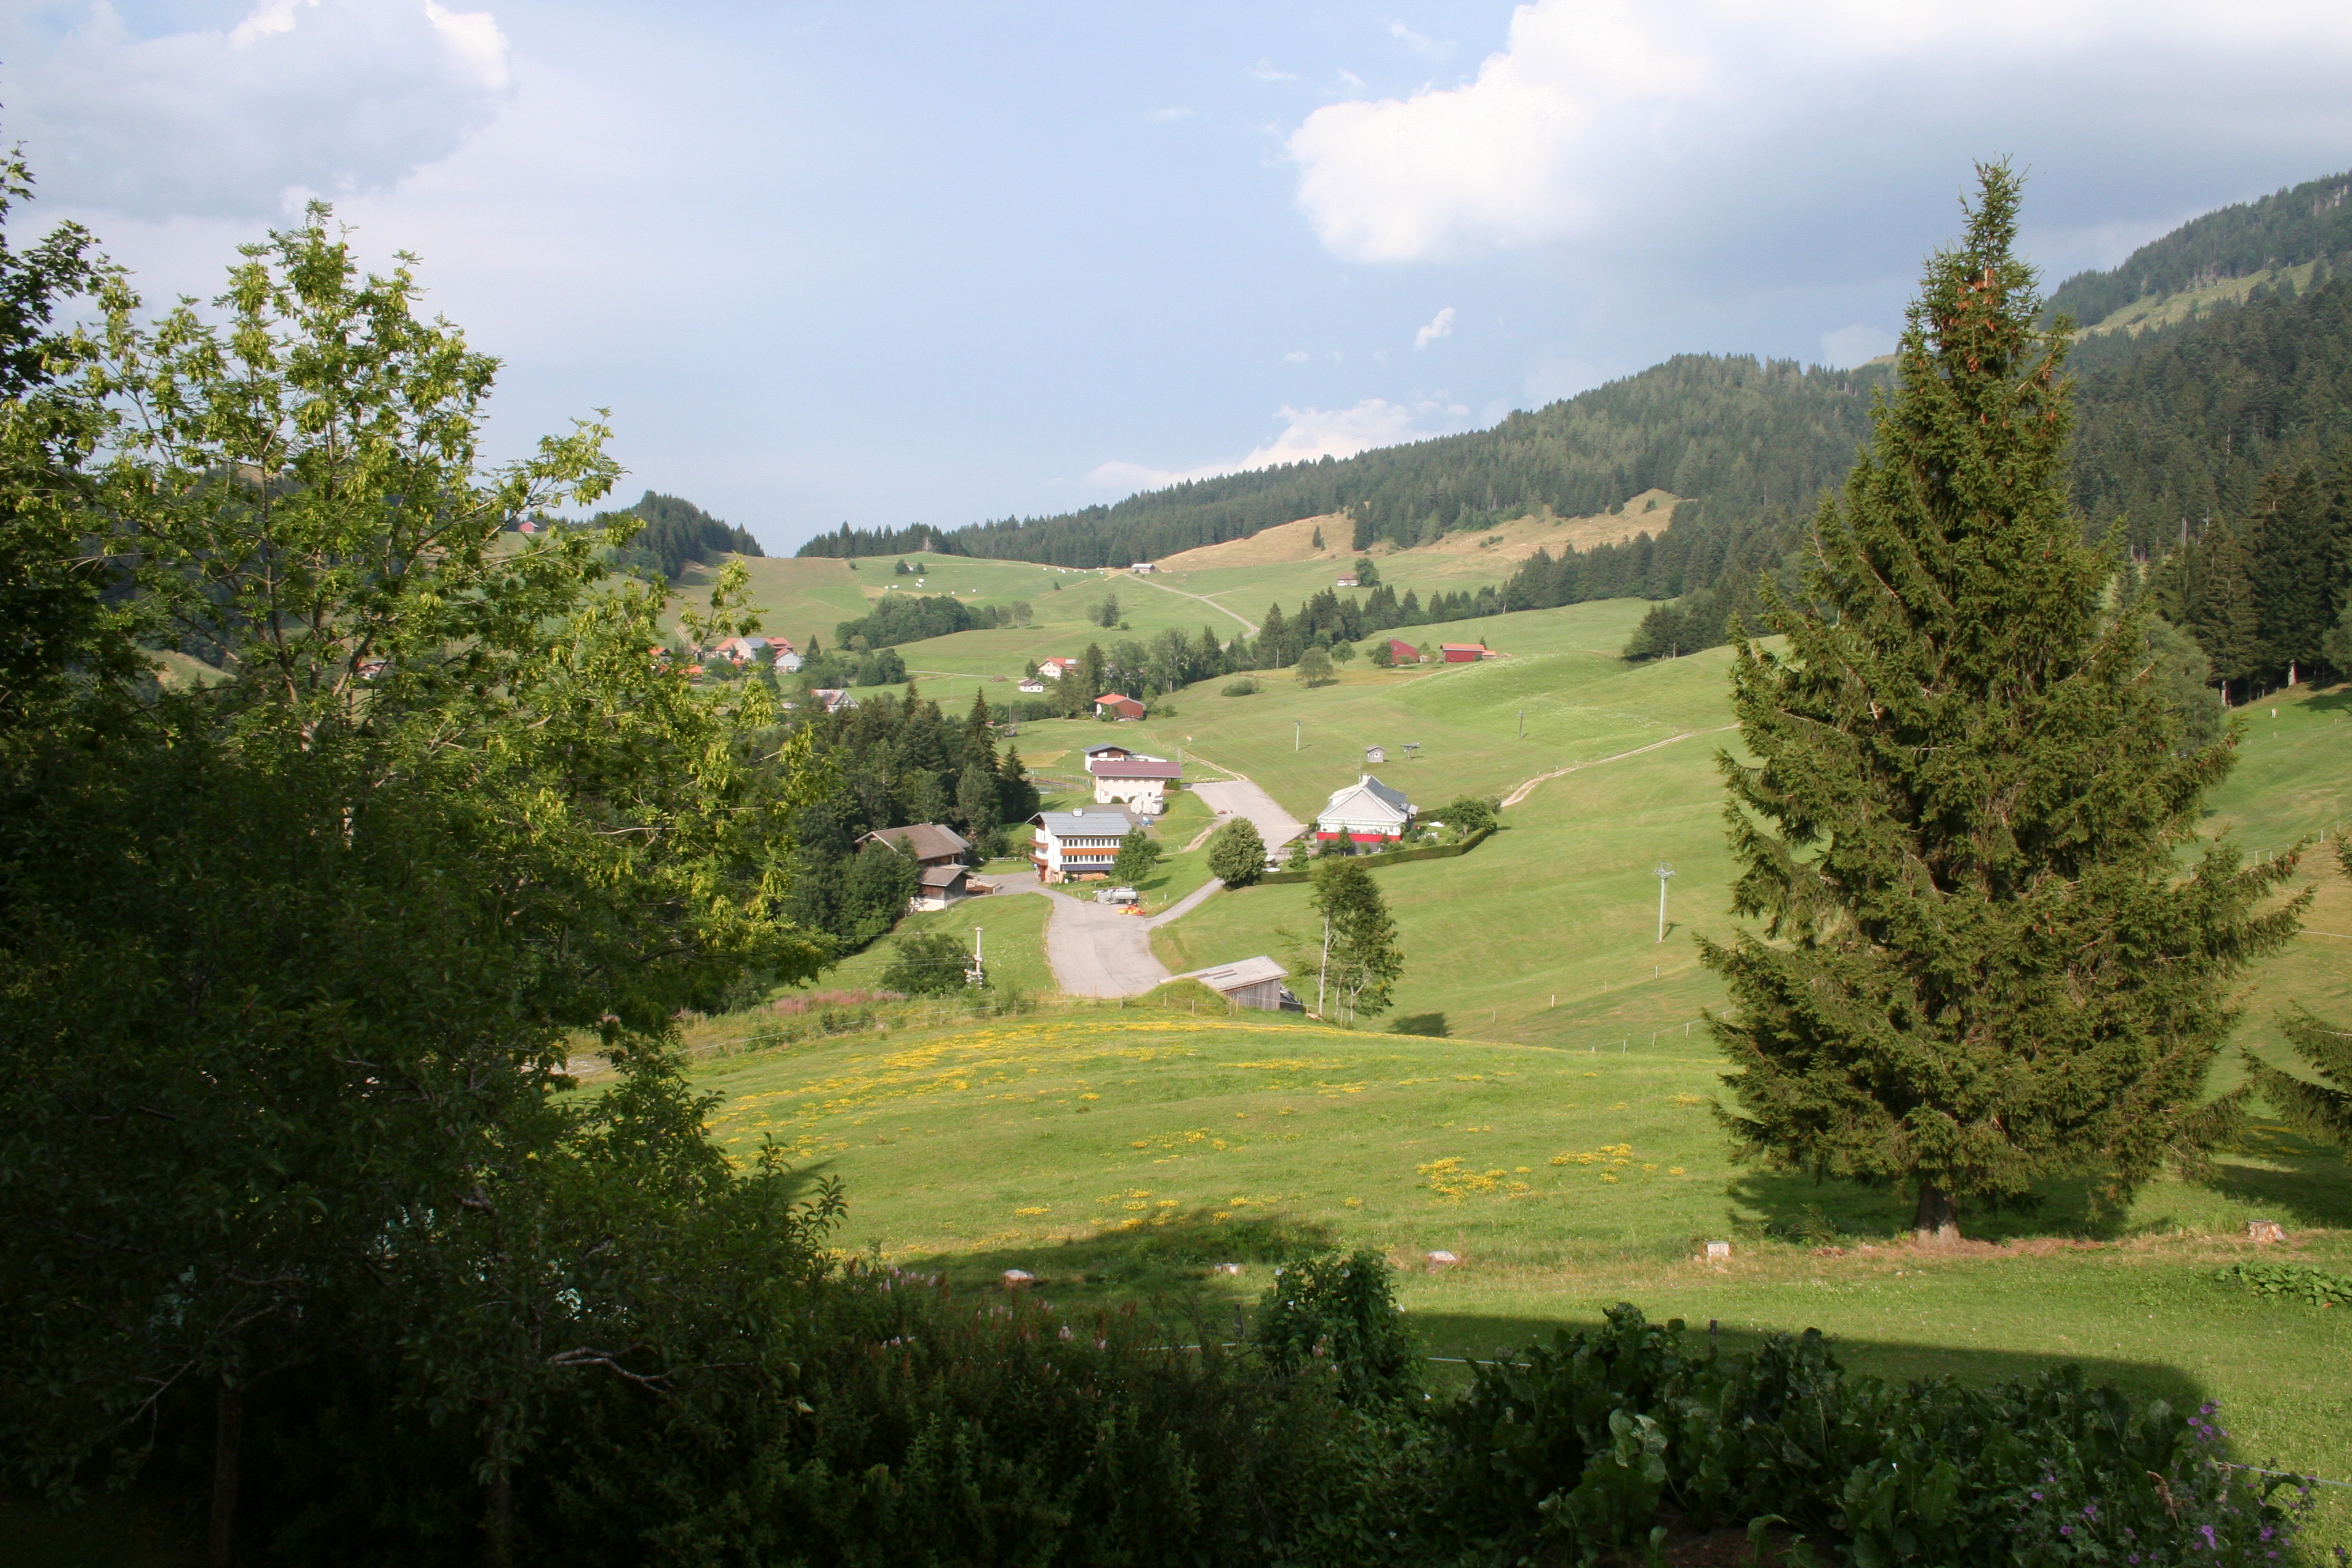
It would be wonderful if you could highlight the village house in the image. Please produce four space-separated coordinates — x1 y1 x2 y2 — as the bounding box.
1017 677 1046 693
1178 956 1300 1012
1440 642 1497 663
1030 808 1138 883
1335 575 1358 589
1094 693 1146 721
910 863 970 910
856 823 971 868
1315 774 1415 847
1083 742 1137 763
1089 751 1181 813
1385 638 1423 664
811 688 860 714
1036 656 1081 681
1130 561 1157 574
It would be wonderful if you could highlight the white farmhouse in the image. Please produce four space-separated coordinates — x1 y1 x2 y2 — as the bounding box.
1088 752 1180 814
1313 774 1414 847
1030 808 1137 883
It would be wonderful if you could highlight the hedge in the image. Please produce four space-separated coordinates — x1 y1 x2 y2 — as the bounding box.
1256 824 1495 884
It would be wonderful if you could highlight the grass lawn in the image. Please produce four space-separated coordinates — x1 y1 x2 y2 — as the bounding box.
814 883 1056 1000
694 1009 2352 1548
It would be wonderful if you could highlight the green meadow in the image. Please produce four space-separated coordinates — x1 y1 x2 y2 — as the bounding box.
681 598 2352 1548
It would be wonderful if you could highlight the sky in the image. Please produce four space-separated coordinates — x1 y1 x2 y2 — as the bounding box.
7 1 2351 552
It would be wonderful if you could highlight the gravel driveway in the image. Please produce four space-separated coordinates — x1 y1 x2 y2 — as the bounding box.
1189 778 1307 855
975 868 1224 998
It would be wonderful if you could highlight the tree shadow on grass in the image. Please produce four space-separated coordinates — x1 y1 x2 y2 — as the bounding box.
883 1207 1341 1303
1720 1128 2352 1246
1405 1309 2210 1411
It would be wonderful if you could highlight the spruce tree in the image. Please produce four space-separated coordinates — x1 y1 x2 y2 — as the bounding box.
2246 849 2352 1156
1703 165 2304 1244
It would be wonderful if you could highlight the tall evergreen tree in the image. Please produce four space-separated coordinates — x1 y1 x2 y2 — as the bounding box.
2244 840 2352 1157
2245 466 2336 680
2188 526 2261 696
1702 165 2303 1245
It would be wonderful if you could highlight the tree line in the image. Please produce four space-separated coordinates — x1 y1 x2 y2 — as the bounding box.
2042 167 2352 329
596 489 764 581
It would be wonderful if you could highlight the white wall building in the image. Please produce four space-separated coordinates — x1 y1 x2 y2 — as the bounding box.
1089 753 1180 813
1313 774 1414 846
1030 808 1136 883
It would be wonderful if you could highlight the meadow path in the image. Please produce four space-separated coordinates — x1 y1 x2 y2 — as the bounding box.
976 868 1224 996
1498 725 1738 808
1124 570 1258 635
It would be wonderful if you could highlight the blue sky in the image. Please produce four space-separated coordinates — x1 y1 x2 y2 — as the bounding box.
8 1 2351 551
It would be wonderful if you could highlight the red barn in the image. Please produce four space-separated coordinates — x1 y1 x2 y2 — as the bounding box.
1094 693 1146 721
1439 642 1493 663
1385 638 1422 664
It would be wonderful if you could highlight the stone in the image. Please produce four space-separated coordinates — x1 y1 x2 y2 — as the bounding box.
1705 1241 1732 1260
1213 1262 1243 1275
1426 1250 1460 1267
1002 1269 1035 1287
2247 1220 2286 1245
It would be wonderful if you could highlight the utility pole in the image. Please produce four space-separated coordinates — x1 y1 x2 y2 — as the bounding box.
1517 709 1524 739
1294 720 1301 753
1654 863 1675 943
1317 913 1333 1016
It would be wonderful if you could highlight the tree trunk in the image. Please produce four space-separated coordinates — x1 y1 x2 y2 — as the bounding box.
1911 1183 1960 1246
484 1466 514 1568
208 1381 244 1568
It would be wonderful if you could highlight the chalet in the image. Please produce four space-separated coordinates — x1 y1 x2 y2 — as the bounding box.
713 635 770 665
1315 774 1414 846
1090 751 1181 813
1082 742 1137 762
1335 576 1359 588
1094 693 1146 721
811 688 860 714
1130 562 1157 574
1037 657 1081 681
857 823 971 868
1017 677 1047 693
1179 956 1300 1012
1439 642 1496 663
775 649 804 673
1031 808 1137 883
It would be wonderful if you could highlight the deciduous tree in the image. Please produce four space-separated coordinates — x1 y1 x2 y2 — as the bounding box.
1311 860 1402 1022
1207 817 1267 887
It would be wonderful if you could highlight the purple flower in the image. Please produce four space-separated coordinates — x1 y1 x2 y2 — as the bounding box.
2061 1526 2074 1537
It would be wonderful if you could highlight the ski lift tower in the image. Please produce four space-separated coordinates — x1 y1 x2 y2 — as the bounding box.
1654 864 1676 943
964 926 986 987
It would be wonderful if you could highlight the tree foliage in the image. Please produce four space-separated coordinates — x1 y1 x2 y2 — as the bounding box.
1309 860 1403 1022
1113 826 1164 887
1207 817 1267 887
2243 839 2352 1156
0 204 832 1562
1701 167 2304 1244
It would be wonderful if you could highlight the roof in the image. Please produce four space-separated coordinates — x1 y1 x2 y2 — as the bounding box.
916 863 968 889
862 823 971 861
1039 656 1080 669
1320 774 1412 823
1439 642 1487 652
1083 742 1133 757
1090 757 1181 779
1095 691 1139 704
1386 638 1418 651
1183 956 1288 993
1033 809 1139 839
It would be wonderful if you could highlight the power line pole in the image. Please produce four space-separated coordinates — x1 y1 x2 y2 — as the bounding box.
1654 863 1675 943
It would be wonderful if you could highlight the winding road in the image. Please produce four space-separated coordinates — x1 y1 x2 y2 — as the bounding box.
1124 570 1258 636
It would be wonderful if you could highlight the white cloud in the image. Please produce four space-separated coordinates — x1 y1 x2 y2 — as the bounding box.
1287 0 2352 264
1085 397 1469 493
1413 305 1456 348
1388 20 1452 59
9 0 514 220
1147 105 1196 122
1250 59 1300 82
1820 323 1897 368
1282 350 1312 362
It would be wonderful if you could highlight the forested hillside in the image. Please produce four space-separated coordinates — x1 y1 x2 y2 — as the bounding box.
2044 169 2352 328
798 355 1886 567
2070 277 2352 547
600 489 764 581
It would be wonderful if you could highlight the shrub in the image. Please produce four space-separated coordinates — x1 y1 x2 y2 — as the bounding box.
879 930 972 994
1385 1012 1448 1038
2215 1260 2352 1305
1252 1250 1420 1407
1433 1305 2314 1567
1222 677 1258 696
1433 796 1498 836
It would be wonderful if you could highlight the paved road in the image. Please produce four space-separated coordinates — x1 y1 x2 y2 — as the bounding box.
1190 778 1307 853
975 868 1225 997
